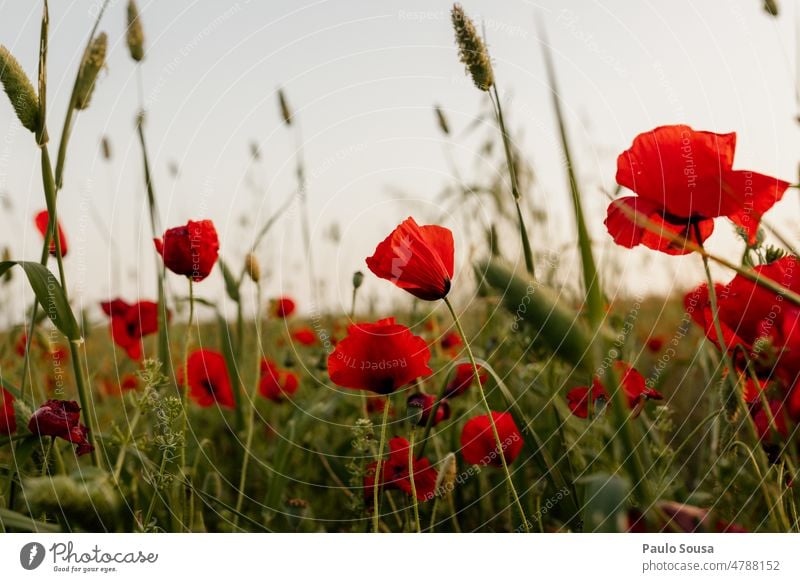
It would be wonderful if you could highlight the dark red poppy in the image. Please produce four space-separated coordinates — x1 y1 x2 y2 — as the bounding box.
258 358 299 403
49 345 68 362
291 327 317 346
366 396 392 416
366 217 454 301
444 362 487 399
154 219 219 282
646 336 665 353
1 388 16 435
460 411 523 468
753 401 790 443
327 317 432 394
271 297 296 318
28 400 93 456
181 349 235 408
686 256 800 384
100 373 139 397
566 362 662 418
406 393 450 427
606 125 789 254
566 385 608 419
364 437 438 502
440 331 463 351
34 210 68 257
100 299 162 361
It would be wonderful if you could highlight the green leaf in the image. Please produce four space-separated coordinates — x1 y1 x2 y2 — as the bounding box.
0 261 80 341
218 257 241 303
580 473 630 533
0 507 61 532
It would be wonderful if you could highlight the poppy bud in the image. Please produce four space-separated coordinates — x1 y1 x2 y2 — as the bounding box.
352 270 364 290
245 253 261 282
2 247 12 282
285 498 309 530
0 45 40 133
74 32 107 110
277 88 292 126
126 0 145 62
451 4 494 92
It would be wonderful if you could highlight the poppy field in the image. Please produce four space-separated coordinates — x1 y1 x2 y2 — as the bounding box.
2 1 800 535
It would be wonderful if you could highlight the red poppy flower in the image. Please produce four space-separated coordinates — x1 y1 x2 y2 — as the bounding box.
28 400 94 456
440 331 463 351
154 219 219 282
327 317 432 394
100 299 162 361
49 345 68 362
606 125 789 254
686 256 800 383
34 210 68 257
100 374 139 397
1 388 16 435
258 358 299 403
364 437 438 502
566 385 608 419
181 349 235 408
271 297 296 318
444 362 487 399
366 396 392 416
291 327 317 346
646 336 665 353
753 401 790 443
460 411 523 468
366 217 454 301
566 362 662 418
406 393 450 427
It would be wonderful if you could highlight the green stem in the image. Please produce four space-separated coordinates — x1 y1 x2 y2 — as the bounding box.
443 297 529 532
373 400 391 533
179 278 194 530
489 85 534 278
234 281 263 526
408 426 421 533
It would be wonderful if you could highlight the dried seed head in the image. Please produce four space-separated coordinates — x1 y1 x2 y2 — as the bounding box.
451 4 494 91
0 45 40 133
434 104 450 135
75 32 107 111
250 141 261 160
277 88 292 126
764 0 779 16
100 135 112 160
245 253 261 282
126 0 145 62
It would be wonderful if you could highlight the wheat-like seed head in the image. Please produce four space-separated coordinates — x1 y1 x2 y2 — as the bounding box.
277 88 292 126
75 32 107 110
127 0 145 62
451 4 494 92
0 45 40 133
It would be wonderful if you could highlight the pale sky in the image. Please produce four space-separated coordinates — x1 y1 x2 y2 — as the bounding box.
1 0 799 324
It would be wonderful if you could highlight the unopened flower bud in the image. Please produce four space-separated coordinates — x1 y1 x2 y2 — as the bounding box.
245 253 261 282
352 270 364 290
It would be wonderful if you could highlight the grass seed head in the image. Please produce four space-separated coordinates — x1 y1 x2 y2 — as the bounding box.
434 104 450 135
451 4 494 91
126 0 146 62
75 32 107 110
0 45 40 133
763 0 779 16
277 88 292 125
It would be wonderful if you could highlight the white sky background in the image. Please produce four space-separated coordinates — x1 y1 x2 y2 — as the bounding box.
0 0 799 324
